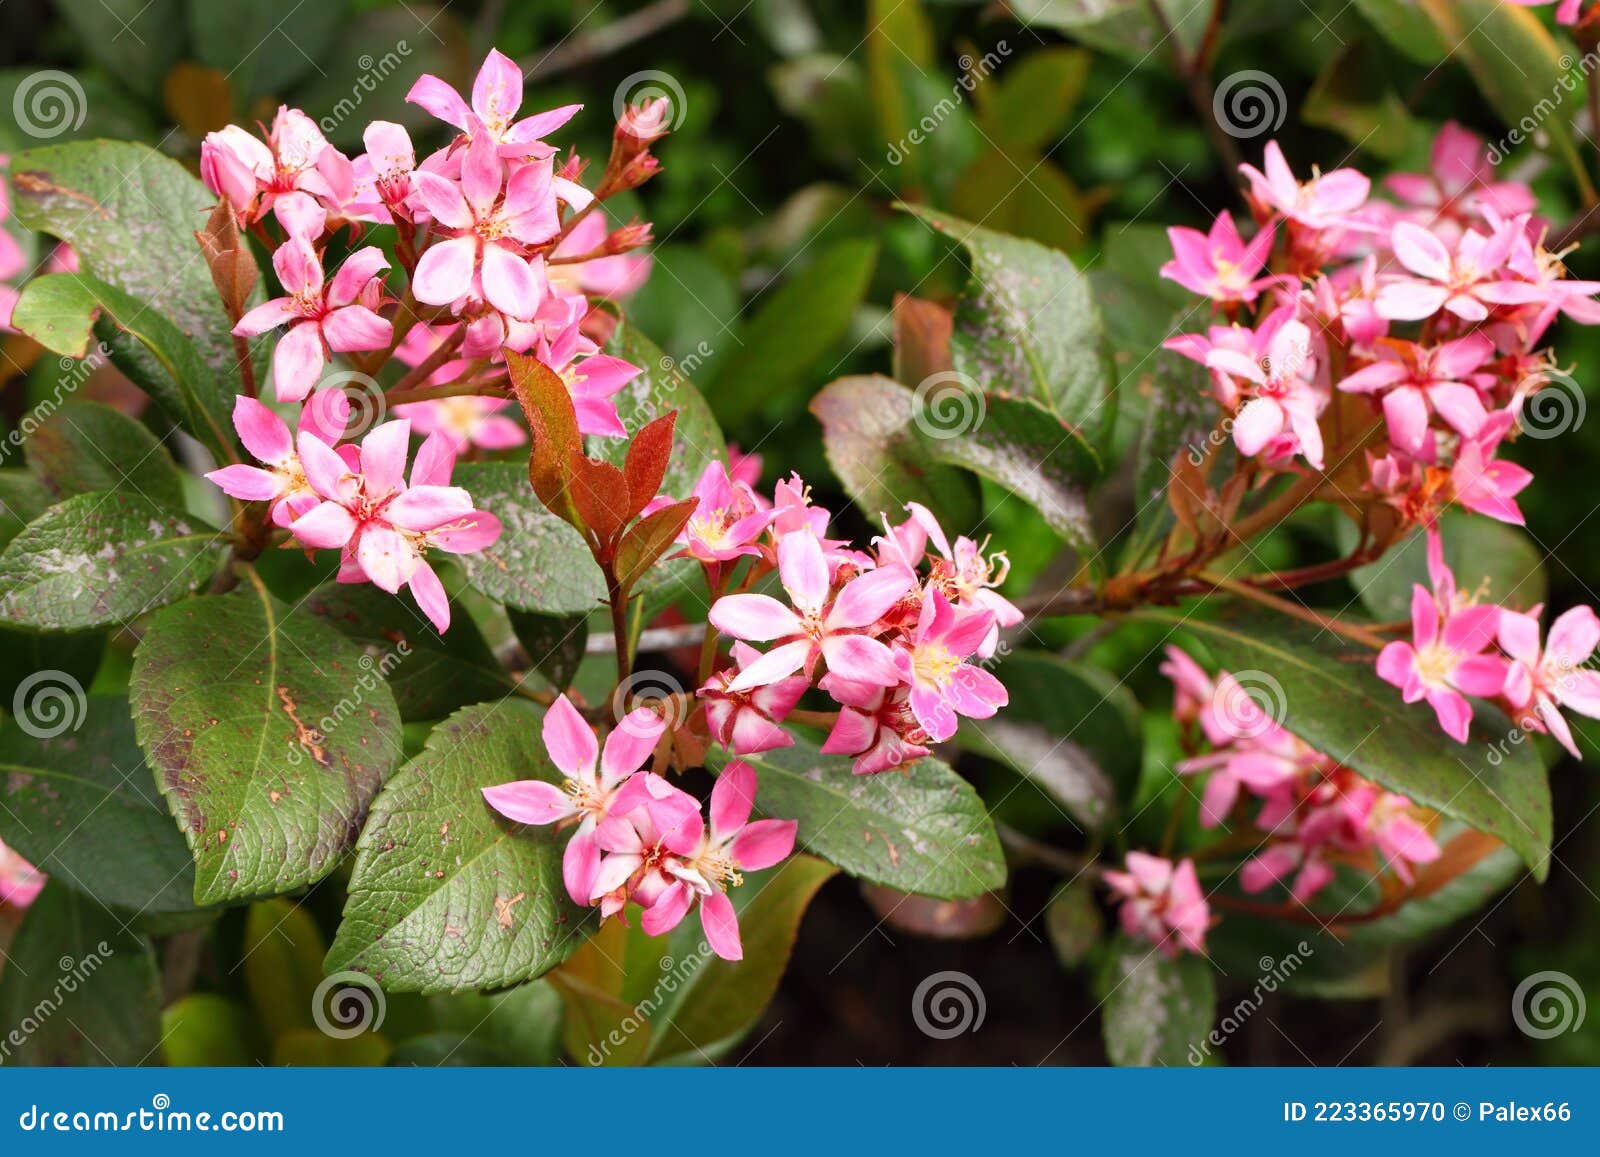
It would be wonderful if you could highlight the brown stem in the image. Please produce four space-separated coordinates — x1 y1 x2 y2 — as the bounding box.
1200 572 1387 650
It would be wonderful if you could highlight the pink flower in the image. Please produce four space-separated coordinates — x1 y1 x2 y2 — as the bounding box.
547 211 651 300
894 589 1006 743
290 420 502 630
411 132 558 320
1194 309 1327 468
670 460 772 563
1450 411 1533 525
1506 0 1585 25
408 48 582 159
1499 605 1600 759
892 503 1020 656
1338 333 1495 457
1376 541 1507 742
204 393 348 526
1240 141 1371 231
1384 121 1536 223
632 761 798 961
1374 219 1532 322
350 120 417 220
482 695 667 904
1103 852 1209 958
531 312 641 437
709 532 913 692
200 108 337 220
1160 211 1276 303
392 396 526 454
818 676 931 774
232 239 391 401
0 837 43 909
700 642 807 755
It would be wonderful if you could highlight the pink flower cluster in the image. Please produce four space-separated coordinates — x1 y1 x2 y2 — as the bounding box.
1163 127 1600 746
1162 126 1598 526
1377 531 1600 755
482 695 796 961
1104 852 1209 958
1162 646 1442 908
682 462 1016 773
202 49 669 629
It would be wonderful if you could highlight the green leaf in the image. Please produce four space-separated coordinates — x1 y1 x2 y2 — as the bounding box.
130 582 404 904
1343 512 1548 622
12 273 236 459
0 69 160 152
53 0 184 101
0 695 207 923
1098 933 1216 1066
1142 609 1553 878
599 318 728 499
949 147 1092 253
811 374 983 533
0 880 161 1065
0 471 50 552
957 651 1141 831
189 0 349 103
301 582 516 721
707 239 879 426
709 738 1006 900
242 897 331 1046
9 141 255 416
0 491 222 631
427 979 565 1066
1349 0 1455 65
161 994 265 1065
917 394 1097 550
976 47 1092 152
450 462 605 615
1340 827 1523 946
900 204 1114 463
27 399 182 507
865 0 936 190
326 699 592 993
1415 0 1593 199
1008 0 1211 68
507 610 588 694
1045 879 1102 968
555 855 836 1065
1304 42 1429 162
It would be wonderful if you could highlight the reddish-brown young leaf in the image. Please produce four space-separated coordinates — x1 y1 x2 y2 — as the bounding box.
614 497 698 593
622 411 678 518
194 201 258 320
506 350 582 519
568 453 633 549
891 292 953 387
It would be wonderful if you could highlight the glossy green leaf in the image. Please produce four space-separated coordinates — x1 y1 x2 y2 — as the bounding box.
811 374 983 534
901 205 1114 463
957 651 1141 831
598 318 728 499
1143 609 1553 878
507 610 588 694
11 273 236 459
707 239 879 425
130 583 404 904
0 880 161 1065
976 47 1092 152
301 582 516 721
709 739 1006 900
27 399 182 507
1008 0 1210 68
10 141 255 417
0 696 206 923
1343 512 1548 622
0 491 222 631
1098 933 1216 1066
326 699 592 993
1348 0 1456 66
